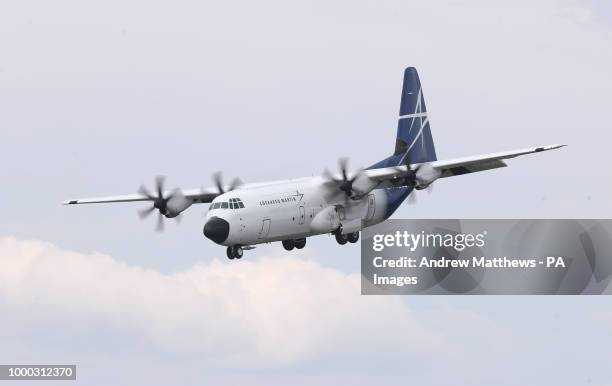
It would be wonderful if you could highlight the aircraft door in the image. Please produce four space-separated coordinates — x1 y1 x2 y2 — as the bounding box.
298 206 305 225
258 218 271 239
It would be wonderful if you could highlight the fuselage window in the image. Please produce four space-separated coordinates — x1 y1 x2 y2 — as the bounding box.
238 202 245 208
213 202 221 209
221 202 228 209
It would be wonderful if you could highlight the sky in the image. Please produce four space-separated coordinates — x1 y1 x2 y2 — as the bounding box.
1 0 612 385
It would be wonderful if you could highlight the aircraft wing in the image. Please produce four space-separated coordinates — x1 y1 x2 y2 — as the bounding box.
365 144 565 185
63 187 219 205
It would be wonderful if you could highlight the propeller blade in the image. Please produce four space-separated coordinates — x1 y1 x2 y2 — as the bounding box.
408 192 417 205
322 168 336 182
156 212 165 232
138 185 155 200
228 177 243 191
155 175 166 199
213 172 224 194
339 158 349 182
138 206 156 219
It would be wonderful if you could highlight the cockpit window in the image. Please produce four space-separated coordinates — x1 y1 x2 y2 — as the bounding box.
230 198 245 209
210 199 245 211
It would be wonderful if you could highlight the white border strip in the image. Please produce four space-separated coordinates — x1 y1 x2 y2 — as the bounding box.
399 112 428 120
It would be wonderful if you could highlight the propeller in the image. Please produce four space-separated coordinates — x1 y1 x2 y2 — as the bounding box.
399 161 420 188
323 158 364 206
137 176 179 232
212 172 243 194
396 161 434 205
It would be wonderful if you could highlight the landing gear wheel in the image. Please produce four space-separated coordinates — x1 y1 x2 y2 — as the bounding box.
227 246 243 259
335 232 348 245
282 240 295 251
294 238 306 249
347 232 360 243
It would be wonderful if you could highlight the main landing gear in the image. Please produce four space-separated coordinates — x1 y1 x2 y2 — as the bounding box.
335 231 359 245
282 238 306 251
226 245 243 260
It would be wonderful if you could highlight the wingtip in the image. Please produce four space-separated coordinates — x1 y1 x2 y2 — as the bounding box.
535 144 566 152
63 200 78 205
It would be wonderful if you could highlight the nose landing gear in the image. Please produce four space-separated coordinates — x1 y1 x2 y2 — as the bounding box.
226 246 243 259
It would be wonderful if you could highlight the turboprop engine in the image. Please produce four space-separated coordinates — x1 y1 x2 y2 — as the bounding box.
137 176 194 231
165 190 193 217
413 162 441 189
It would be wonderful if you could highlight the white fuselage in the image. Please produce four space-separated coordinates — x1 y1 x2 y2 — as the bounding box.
204 176 390 247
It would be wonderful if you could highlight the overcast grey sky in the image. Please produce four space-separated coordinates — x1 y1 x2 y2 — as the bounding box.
1 0 612 385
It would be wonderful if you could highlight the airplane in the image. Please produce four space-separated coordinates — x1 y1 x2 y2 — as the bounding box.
64 67 565 260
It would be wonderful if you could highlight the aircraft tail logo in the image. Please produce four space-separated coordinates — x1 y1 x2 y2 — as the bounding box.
394 67 437 165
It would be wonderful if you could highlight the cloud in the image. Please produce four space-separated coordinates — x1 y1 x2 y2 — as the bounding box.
1 239 608 386
0 236 442 368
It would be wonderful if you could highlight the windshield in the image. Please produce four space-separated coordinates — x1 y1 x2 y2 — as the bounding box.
209 198 245 211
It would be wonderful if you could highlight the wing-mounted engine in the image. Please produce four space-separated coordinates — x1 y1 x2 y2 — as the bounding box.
165 190 193 216
138 172 243 231
413 162 442 189
322 158 380 201
391 161 441 190
138 176 194 231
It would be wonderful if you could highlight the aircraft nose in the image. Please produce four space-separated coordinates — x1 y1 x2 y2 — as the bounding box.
203 217 230 244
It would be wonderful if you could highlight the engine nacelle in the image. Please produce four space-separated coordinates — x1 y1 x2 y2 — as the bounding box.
351 174 379 198
310 206 341 234
165 194 193 218
415 163 442 188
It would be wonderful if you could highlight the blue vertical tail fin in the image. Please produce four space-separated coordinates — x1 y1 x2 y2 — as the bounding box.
366 67 437 218
368 67 437 170
394 67 437 164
